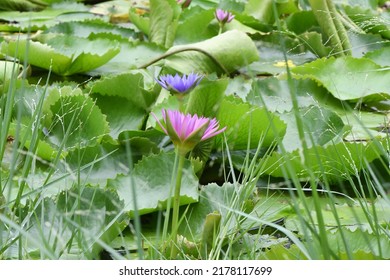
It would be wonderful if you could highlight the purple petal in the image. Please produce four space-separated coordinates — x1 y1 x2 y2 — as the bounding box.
155 73 203 93
151 112 168 135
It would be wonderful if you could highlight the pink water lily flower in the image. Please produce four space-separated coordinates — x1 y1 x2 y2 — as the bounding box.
152 109 226 155
215 9 235 24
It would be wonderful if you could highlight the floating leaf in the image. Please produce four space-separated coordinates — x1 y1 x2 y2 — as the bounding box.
291 56 390 101
164 30 259 75
64 142 130 187
149 0 181 48
45 19 136 39
88 71 159 139
344 5 390 39
279 106 345 152
90 39 164 74
109 152 199 216
88 70 159 109
46 89 109 150
364 46 390 67
0 61 24 83
216 97 287 150
175 7 216 44
262 141 385 181
185 78 228 118
247 78 335 113
179 183 238 241
1 186 127 259
1 34 120 76
0 7 96 31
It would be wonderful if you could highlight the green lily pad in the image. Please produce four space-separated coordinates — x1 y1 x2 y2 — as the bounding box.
1 34 120 76
1 186 127 259
364 46 390 67
45 19 136 39
216 97 287 150
89 39 164 75
262 140 386 181
279 106 346 152
164 30 259 75
291 56 390 101
46 88 109 150
108 152 199 216
149 0 181 48
88 71 159 139
175 7 216 44
344 5 390 39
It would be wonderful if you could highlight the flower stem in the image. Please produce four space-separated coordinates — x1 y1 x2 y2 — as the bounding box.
218 23 223 35
170 151 186 259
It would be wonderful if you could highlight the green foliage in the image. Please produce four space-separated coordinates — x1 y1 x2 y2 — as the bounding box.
291 56 390 101
164 30 259 74
217 97 287 150
108 152 199 216
45 87 109 150
1 34 120 75
262 141 384 181
149 0 181 48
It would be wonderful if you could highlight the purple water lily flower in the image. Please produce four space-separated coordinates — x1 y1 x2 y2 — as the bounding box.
152 109 226 155
215 9 235 24
156 73 204 95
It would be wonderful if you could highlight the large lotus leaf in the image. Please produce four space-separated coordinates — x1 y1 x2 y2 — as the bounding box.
245 33 316 76
286 10 319 35
1 186 127 259
88 71 159 139
45 19 136 39
348 32 389 58
244 0 274 23
89 39 164 75
216 97 287 150
243 0 297 24
248 78 388 143
64 142 130 187
302 198 390 233
279 106 345 152
128 6 150 35
164 30 259 75
344 5 390 39
225 75 253 100
46 90 109 150
149 0 181 48
118 129 166 149
291 56 390 101
93 95 146 139
247 77 338 113
0 61 24 83
7 121 63 163
327 228 390 259
178 183 238 241
1 34 120 76
108 152 199 216
0 8 97 32
339 110 389 141
175 7 216 44
262 141 386 181
364 47 390 67
185 78 228 118
284 196 390 259
88 71 159 110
